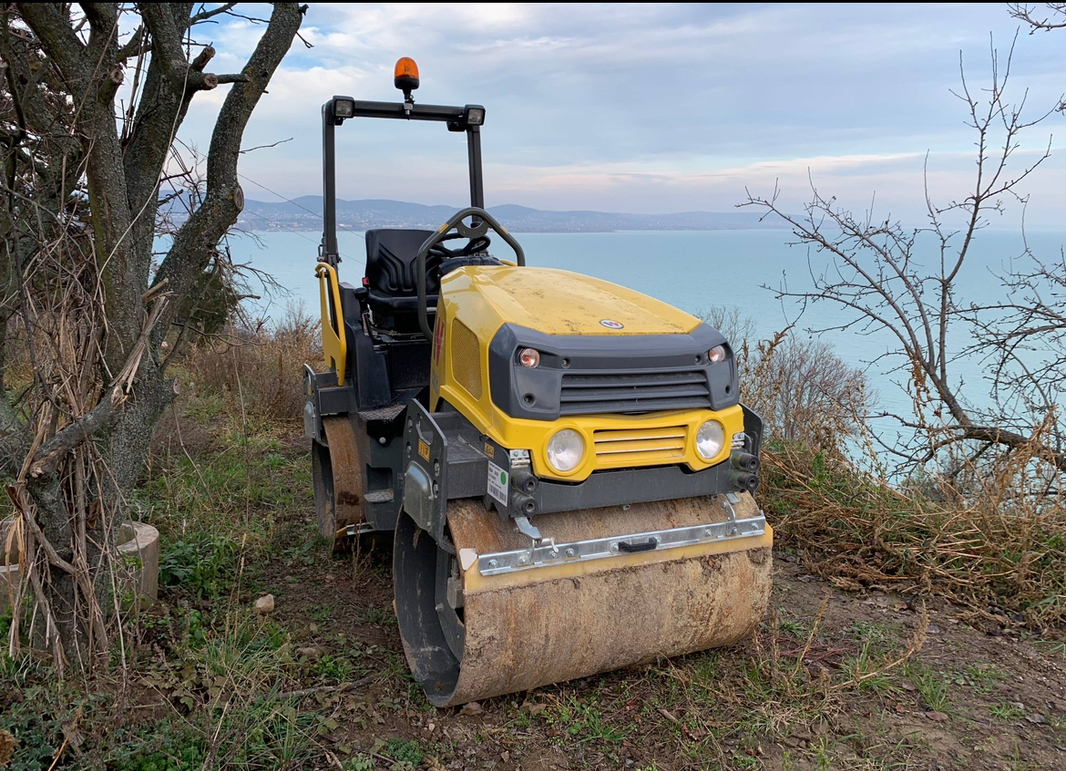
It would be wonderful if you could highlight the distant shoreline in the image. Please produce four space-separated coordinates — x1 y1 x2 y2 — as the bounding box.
229 196 791 234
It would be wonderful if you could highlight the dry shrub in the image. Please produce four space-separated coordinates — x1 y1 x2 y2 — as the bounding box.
761 443 1066 629
746 333 869 450
701 307 871 455
184 307 322 424
702 307 1066 630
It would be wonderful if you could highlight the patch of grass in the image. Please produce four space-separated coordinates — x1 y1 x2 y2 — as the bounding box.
542 694 628 745
989 702 1025 722
957 663 1004 694
848 621 895 647
360 605 396 627
842 639 897 696
903 662 951 713
689 651 723 691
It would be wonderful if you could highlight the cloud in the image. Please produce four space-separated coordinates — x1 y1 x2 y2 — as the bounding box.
170 3 1066 226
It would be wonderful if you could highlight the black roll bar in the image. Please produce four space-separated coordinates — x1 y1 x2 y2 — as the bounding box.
319 97 486 267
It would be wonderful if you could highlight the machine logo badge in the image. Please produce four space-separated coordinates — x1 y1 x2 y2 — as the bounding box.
600 319 624 329
418 440 431 460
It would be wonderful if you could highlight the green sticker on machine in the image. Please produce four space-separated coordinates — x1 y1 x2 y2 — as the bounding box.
487 461 508 506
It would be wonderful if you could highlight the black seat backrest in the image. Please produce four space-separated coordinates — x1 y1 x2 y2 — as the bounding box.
364 229 439 300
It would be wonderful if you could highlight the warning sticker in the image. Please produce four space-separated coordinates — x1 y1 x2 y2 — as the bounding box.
487 461 508 506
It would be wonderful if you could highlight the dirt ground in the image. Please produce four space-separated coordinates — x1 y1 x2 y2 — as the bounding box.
253 522 1066 771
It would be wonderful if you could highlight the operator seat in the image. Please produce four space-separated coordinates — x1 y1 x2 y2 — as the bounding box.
363 229 440 332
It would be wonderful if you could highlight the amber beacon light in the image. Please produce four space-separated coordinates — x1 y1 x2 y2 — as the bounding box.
394 57 420 95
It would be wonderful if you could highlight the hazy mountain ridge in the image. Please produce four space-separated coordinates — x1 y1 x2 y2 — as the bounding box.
234 196 786 233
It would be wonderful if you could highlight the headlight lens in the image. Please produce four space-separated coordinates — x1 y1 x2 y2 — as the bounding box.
547 428 584 473
518 348 540 368
695 420 725 460
708 345 727 364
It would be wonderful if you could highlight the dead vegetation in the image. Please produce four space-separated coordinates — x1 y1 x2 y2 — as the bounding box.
183 308 321 426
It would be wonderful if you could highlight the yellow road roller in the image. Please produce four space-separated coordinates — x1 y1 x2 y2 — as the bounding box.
304 58 773 707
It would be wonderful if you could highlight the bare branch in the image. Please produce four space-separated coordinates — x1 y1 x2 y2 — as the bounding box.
739 38 1061 474
240 137 292 154
187 2 238 27
1009 3 1066 32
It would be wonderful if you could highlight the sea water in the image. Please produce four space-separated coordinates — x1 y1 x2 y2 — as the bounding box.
227 227 1066 444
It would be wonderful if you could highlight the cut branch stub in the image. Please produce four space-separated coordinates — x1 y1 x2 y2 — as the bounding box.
191 45 216 71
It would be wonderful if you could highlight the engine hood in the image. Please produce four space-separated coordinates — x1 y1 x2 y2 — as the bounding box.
441 265 700 336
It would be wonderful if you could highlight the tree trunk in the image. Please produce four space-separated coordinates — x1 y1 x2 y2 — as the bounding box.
2 2 305 671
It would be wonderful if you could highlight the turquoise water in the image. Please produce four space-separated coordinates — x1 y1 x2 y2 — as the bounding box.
227 227 1066 423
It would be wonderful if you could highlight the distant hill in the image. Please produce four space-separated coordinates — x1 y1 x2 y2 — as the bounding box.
233 196 786 233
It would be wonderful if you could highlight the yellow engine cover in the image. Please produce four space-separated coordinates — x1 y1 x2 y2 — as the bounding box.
431 265 740 482
438 265 701 339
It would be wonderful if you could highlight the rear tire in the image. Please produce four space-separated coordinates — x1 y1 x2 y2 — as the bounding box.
313 416 366 551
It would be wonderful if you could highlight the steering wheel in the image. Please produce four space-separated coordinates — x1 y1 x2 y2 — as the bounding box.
428 231 492 262
415 207 526 338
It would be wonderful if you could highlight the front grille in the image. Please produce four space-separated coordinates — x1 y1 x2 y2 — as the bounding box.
560 370 711 415
593 426 688 468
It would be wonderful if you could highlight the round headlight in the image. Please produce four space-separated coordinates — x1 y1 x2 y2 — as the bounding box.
695 420 725 460
708 345 727 364
547 428 585 473
518 348 540 368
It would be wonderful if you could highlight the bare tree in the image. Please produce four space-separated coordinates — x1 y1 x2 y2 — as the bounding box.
700 307 870 454
1009 3 1066 33
1 3 304 672
740 40 1065 481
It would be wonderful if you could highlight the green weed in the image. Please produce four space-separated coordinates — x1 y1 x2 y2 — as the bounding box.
543 695 627 745
384 737 425 767
777 618 808 638
158 534 239 599
958 663 1004 693
110 721 207 771
903 662 950 713
0 690 62 771
989 702 1025 721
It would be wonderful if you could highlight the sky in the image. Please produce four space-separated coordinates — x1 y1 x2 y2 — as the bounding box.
177 3 1066 226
